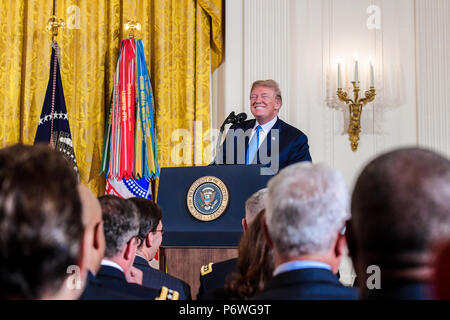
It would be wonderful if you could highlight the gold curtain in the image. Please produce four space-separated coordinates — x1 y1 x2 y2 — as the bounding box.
0 0 223 196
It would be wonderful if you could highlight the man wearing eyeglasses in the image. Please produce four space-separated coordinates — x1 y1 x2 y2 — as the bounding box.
130 197 192 300
216 79 312 174
83 195 178 300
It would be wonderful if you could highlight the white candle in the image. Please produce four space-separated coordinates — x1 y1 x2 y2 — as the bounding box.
354 60 359 84
337 63 342 89
370 60 375 87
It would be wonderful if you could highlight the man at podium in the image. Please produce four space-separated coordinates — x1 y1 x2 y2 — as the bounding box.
216 79 312 174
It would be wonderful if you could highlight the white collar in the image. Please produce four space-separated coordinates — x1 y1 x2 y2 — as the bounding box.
254 116 278 133
273 260 332 277
101 259 124 273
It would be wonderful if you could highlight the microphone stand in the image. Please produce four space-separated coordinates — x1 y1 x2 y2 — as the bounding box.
213 112 236 165
211 112 247 165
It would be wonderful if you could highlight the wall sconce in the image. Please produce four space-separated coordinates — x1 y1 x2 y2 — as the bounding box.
336 55 376 152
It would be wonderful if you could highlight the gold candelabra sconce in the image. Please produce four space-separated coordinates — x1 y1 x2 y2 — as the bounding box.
46 16 65 41
124 20 141 39
336 56 376 152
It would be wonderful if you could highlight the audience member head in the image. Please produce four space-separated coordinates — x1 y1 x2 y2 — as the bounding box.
349 147 450 288
243 188 268 231
78 184 105 275
128 197 163 262
98 195 140 274
226 210 274 299
0 143 83 299
264 162 350 274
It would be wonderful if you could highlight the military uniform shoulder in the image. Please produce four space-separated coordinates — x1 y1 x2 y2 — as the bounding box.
155 286 179 300
200 262 214 276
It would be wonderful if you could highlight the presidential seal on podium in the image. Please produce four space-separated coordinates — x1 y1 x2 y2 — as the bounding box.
187 176 229 221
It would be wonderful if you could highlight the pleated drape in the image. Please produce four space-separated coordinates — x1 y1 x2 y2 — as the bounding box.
0 0 223 195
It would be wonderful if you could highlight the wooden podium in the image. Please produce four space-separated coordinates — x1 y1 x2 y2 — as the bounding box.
157 165 272 299
159 247 238 299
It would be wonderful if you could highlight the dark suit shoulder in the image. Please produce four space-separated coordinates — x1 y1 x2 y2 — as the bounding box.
133 256 191 300
277 119 307 137
252 268 357 300
95 265 167 300
201 258 238 279
80 272 134 300
197 258 238 300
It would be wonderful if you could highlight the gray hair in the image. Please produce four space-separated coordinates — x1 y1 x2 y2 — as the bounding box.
245 188 268 225
266 162 350 259
99 195 140 258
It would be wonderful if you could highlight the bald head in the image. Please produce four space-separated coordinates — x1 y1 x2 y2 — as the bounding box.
78 184 104 274
78 184 102 227
351 148 450 268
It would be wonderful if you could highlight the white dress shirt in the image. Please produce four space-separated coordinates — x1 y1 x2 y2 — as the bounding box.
101 259 124 273
249 116 278 147
273 260 332 277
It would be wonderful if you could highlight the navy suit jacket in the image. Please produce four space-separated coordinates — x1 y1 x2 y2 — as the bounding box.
80 271 135 300
252 268 358 300
197 258 238 300
361 281 432 300
133 255 191 300
88 265 161 300
216 118 311 173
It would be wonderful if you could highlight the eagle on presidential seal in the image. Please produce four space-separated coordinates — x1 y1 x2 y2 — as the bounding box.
198 187 219 211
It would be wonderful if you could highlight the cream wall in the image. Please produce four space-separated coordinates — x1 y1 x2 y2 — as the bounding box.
212 0 450 285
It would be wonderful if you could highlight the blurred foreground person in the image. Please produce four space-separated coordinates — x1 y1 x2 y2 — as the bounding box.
0 144 83 299
349 148 450 300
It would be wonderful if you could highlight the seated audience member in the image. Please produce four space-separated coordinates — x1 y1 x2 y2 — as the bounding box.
129 197 191 299
433 241 450 300
197 188 268 300
78 184 131 300
0 144 84 300
205 210 274 300
349 148 450 300
253 162 357 300
83 195 178 300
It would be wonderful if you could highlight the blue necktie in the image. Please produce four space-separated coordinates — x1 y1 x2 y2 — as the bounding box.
246 125 262 164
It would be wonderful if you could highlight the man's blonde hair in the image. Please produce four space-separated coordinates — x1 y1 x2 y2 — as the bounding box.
250 80 282 106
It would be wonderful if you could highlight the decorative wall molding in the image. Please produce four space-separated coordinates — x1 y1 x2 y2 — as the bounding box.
415 0 450 158
244 0 290 120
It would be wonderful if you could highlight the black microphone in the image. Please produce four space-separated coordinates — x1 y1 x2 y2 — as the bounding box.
235 112 247 124
220 111 236 131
